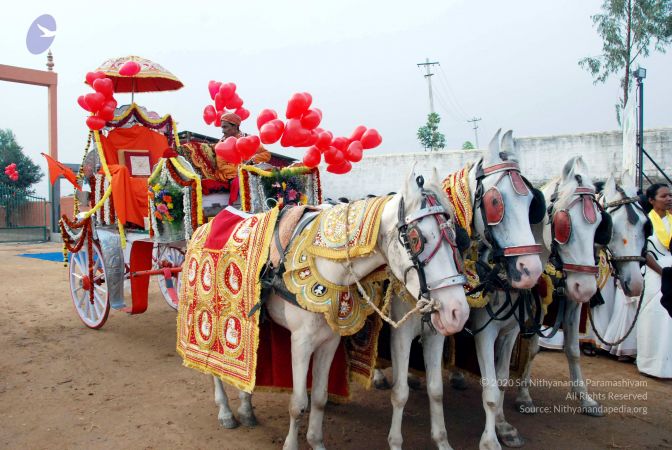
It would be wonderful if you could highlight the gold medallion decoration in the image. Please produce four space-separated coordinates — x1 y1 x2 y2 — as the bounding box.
177 207 279 393
284 228 389 335
306 196 392 260
596 249 611 290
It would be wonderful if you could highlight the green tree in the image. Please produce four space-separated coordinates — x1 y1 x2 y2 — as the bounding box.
579 0 672 121
462 141 475 150
0 129 43 193
417 113 446 151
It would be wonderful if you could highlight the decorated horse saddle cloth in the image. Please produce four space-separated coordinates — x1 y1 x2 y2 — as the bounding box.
281 196 394 336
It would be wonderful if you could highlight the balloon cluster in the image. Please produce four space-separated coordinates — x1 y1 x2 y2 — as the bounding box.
78 71 118 131
4 163 19 182
214 135 261 165
256 93 382 174
202 81 250 127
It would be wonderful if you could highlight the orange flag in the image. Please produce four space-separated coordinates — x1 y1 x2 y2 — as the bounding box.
41 153 82 191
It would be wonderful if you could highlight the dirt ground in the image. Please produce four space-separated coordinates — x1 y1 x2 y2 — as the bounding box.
1 242 671 450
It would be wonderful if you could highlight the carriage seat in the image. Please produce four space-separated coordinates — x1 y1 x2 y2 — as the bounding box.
99 125 169 227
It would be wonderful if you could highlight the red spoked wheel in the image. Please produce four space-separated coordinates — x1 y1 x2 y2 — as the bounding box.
153 244 185 310
69 243 110 329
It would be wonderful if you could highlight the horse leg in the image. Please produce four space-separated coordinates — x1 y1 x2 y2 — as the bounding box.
306 333 340 450
514 334 539 413
493 330 525 448
474 317 502 450
213 376 239 429
283 332 314 450
237 391 257 427
387 317 416 450
563 302 604 417
422 331 452 450
373 368 391 390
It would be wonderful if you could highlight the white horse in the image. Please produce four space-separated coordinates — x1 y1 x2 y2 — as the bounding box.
515 170 648 414
207 167 470 450
489 156 608 432
385 130 543 450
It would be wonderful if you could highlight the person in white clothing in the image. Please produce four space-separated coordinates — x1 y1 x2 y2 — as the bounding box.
637 183 672 378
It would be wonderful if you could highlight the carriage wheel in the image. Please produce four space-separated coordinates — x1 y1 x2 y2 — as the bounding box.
154 244 185 310
69 243 110 329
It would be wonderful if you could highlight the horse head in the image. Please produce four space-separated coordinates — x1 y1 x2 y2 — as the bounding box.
380 165 469 335
599 171 647 296
468 129 543 288
543 156 605 303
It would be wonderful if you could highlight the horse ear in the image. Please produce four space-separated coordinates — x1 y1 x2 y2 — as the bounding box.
500 130 514 160
604 174 617 198
561 157 577 183
621 170 636 192
487 129 502 164
429 167 441 189
401 162 418 199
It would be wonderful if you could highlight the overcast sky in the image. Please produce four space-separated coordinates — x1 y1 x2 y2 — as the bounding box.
1 0 670 197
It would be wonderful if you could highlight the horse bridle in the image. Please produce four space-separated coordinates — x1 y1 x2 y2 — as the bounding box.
396 176 467 313
600 185 650 269
474 161 543 261
548 179 606 275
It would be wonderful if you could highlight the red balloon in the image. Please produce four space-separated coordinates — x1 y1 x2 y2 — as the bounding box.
86 115 107 131
103 98 117 110
77 95 92 112
214 112 223 127
327 160 352 175
283 119 311 148
84 92 105 112
259 121 284 145
303 146 321 168
234 107 250 121
85 71 106 86
203 105 216 125
98 106 115 121
93 78 114 98
208 80 222 100
324 147 345 165
300 108 322 130
214 93 226 111
226 93 244 110
219 83 236 101
236 135 260 160
256 109 278 130
331 136 348 151
361 129 383 149
315 131 333 151
118 61 141 76
346 140 363 162
285 92 312 119
349 125 367 142
215 137 241 164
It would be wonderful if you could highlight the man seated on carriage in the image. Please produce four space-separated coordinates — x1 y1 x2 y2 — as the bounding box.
177 112 271 208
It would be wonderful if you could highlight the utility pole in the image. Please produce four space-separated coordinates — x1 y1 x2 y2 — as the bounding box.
417 58 439 115
467 117 481 148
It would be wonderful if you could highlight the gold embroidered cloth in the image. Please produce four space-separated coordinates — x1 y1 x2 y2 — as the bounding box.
176 208 279 393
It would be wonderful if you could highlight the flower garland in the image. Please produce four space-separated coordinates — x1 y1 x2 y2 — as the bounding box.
74 131 93 216
105 104 180 147
182 186 193 238
239 164 322 212
59 215 95 303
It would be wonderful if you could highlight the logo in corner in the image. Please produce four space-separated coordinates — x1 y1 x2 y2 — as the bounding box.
26 14 56 55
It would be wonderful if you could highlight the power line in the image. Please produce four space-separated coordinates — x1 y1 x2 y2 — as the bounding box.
437 66 469 120
416 58 440 114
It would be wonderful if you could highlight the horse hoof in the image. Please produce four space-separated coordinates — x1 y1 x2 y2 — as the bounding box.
582 405 605 417
499 433 525 448
239 414 258 427
219 416 240 429
374 378 391 390
515 400 535 414
449 375 468 391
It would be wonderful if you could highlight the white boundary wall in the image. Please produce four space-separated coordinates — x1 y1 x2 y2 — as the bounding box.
320 128 672 199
